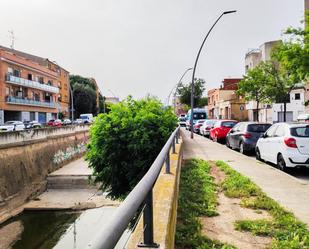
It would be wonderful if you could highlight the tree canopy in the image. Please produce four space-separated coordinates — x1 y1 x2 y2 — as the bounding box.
70 75 97 117
86 96 178 199
177 78 207 107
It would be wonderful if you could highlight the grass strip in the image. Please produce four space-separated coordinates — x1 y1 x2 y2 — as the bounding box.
216 160 309 249
175 159 235 249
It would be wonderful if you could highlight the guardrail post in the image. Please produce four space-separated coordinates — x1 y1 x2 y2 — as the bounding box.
138 189 159 248
165 150 170 174
172 137 176 154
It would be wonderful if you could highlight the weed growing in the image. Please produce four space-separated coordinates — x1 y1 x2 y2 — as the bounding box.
175 159 235 249
216 160 309 249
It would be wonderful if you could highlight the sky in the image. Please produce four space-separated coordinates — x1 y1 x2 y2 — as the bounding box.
0 0 305 104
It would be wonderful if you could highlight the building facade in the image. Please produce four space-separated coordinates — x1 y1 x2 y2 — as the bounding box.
0 46 69 124
244 40 308 122
208 78 246 120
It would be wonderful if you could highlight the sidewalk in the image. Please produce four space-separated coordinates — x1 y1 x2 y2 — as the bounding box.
181 129 309 228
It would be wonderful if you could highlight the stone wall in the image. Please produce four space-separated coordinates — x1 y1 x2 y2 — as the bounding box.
0 125 89 223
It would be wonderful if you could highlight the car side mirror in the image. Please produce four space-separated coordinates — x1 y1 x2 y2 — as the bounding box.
230 130 235 134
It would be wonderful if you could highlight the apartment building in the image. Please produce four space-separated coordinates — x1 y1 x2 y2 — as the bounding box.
0 46 70 124
244 40 308 122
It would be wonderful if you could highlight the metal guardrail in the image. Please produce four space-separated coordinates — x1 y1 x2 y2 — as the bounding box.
5 74 59 94
85 126 180 249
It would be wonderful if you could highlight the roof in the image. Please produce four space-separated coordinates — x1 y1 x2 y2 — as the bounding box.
0 45 68 72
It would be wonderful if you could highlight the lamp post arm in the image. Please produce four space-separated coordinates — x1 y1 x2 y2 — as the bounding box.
190 12 231 139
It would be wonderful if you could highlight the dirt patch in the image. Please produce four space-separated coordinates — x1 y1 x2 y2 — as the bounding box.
201 162 272 249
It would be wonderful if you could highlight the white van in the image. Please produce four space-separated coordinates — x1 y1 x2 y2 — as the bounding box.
80 113 94 124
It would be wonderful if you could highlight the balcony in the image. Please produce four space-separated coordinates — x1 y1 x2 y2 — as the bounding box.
5 74 59 94
6 96 57 109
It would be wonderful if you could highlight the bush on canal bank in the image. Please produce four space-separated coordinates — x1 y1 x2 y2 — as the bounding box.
86 96 177 199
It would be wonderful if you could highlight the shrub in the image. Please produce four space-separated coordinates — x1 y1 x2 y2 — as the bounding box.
86 96 177 199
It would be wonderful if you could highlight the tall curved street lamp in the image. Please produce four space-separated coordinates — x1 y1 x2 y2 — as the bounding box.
166 68 193 109
190 10 236 139
173 68 193 113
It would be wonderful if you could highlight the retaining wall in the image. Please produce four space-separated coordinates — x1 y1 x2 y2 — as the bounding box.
126 139 183 249
0 125 90 223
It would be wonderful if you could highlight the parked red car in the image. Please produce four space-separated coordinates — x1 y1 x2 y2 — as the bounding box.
47 119 62 127
210 120 238 142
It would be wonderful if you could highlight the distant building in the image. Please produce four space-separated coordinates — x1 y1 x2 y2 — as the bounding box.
208 78 247 120
244 40 308 122
105 96 120 105
0 46 69 124
244 41 280 122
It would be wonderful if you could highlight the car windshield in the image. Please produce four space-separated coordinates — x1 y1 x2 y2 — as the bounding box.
193 113 206 119
290 126 309 137
80 116 88 119
222 121 237 128
198 120 205 123
179 117 186 121
248 124 271 133
4 121 14 125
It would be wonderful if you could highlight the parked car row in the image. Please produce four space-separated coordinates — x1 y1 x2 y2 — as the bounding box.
0 117 90 132
190 118 309 171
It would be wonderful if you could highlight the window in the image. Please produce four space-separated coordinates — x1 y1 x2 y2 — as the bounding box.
38 76 44 84
265 125 277 137
290 126 309 137
28 74 32 80
295 93 300 100
222 121 237 128
13 69 21 77
8 67 13 75
47 80 53 86
247 124 271 133
274 124 286 137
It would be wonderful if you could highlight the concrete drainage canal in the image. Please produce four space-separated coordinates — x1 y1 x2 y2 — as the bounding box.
0 159 130 249
0 206 131 249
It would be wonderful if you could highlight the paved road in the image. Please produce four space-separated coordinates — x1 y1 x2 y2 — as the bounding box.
181 129 309 228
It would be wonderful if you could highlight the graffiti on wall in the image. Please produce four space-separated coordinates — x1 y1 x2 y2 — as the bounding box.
52 142 87 165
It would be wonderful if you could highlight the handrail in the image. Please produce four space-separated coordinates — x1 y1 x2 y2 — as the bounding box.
85 126 180 249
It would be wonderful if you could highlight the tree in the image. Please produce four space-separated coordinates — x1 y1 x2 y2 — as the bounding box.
177 78 206 107
272 13 309 84
70 75 97 117
261 61 295 122
86 96 178 199
198 97 208 107
237 63 270 122
73 83 97 118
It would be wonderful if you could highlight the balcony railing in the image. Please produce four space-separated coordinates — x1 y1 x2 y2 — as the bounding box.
6 96 57 109
5 74 59 94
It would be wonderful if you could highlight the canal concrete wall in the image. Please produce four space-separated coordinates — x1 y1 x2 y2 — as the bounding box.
126 138 183 249
0 125 90 223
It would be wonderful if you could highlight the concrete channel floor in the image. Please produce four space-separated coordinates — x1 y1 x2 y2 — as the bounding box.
181 129 309 228
24 158 119 210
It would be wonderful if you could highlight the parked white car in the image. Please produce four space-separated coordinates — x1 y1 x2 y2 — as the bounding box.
63 119 72 125
0 121 25 132
256 122 309 171
200 119 217 137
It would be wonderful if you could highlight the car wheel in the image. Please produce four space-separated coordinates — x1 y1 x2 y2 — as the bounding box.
239 142 246 155
256 148 262 161
277 154 287 172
